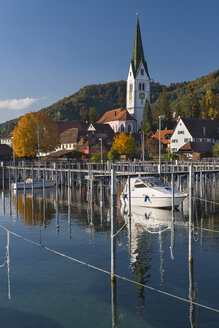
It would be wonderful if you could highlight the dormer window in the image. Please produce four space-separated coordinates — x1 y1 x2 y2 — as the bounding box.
141 69 144 75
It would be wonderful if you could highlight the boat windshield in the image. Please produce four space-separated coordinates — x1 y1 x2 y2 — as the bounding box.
141 178 166 188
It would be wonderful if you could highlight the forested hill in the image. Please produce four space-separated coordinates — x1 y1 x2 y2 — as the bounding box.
0 69 218 134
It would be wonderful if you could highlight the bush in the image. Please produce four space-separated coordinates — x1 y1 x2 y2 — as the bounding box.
107 148 120 161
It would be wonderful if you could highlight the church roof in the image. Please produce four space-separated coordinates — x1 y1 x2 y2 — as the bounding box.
98 108 136 123
131 17 150 79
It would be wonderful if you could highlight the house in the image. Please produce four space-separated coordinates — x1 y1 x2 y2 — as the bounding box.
0 131 13 147
98 108 137 133
77 123 114 155
179 141 214 160
57 128 78 151
0 144 13 161
151 128 173 151
170 117 219 153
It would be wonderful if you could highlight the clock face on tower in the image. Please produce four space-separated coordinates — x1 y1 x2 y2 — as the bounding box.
139 92 145 99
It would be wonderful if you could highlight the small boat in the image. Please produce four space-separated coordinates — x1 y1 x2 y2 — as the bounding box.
120 176 187 208
11 178 55 190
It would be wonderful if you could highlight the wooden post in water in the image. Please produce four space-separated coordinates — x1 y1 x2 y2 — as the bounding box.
189 165 194 264
171 172 175 215
111 167 116 281
2 164 5 192
8 167 11 191
128 175 131 218
32 165 34 195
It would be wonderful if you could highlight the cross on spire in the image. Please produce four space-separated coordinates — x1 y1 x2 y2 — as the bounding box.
136 9 139 20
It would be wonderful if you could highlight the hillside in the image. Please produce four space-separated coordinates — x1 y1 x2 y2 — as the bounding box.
0 69 218 134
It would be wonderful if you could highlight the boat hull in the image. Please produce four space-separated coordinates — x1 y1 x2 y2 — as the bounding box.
11 180 55 190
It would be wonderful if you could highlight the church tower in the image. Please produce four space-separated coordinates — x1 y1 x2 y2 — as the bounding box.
126 14 150 131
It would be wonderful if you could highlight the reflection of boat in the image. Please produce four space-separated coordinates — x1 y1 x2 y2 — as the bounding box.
120 176 187 208
11 178 55 190
121 205 184 228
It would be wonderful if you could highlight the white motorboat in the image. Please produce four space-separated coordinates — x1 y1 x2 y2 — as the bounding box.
11 178 55 190
120 176 187 208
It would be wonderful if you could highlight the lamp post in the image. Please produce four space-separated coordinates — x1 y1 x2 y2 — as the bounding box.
141 131 145 162
99 138 103 164
158 115 165 174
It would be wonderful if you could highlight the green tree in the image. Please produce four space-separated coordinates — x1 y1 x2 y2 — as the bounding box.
107 148 120 161
200 90 219 119
142 99 153 134
212 144 219 157
153 88 173 129
88 107 99 123
180 86 201 118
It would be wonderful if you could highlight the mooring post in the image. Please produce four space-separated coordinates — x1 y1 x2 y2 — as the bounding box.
111 167 117 281
23 168 26 195
189 165 194 264
8 167 11 191
32 165 34 195
171 172 175 215
128 175 131 218
2 164 5 192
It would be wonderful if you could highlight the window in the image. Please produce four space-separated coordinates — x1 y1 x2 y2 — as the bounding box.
130 72 131 76
129 83 133 91
141 69 144 75
184 138 191 143
120 124 124 132
178 131 184 134
171 148 177 152
172 139 178 143
139 83 142 91
142 83 145 91
128 124 132 133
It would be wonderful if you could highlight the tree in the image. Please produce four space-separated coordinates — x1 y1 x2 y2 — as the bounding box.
200 90 219 119
107 148 120 161
180 86 201 118
153 88 173 129
212 144 219 157
112 132 136 157
12 112 60 158
88 107 99 123
142 99 153 134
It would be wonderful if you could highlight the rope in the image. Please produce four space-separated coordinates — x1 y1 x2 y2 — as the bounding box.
193 196 219 206
0 224 218 313
113 222 127 237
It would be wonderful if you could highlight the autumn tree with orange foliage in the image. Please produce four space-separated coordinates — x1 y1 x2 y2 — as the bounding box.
112 132 136 158
12 112 60 158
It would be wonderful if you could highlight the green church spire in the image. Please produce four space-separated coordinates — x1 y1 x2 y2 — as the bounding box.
131 15 150 79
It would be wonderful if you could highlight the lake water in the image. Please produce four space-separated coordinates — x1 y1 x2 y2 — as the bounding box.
0 181 219 328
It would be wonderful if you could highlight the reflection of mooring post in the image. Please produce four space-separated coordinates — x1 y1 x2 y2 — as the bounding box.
189 165 194 264
188 258 196 327
111 167 117 281
6 231 11 300
32 165 34 195
111 279 117 328
200 170 203 208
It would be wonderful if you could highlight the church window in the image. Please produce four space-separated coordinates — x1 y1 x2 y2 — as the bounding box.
130 72 131 76
139 83 142 90
129 83 133 91
120 124 124 132
142 83 145 91
141 69 144 75
128 124 132 133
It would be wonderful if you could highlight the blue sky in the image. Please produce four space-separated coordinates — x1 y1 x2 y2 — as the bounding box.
0 0 218 124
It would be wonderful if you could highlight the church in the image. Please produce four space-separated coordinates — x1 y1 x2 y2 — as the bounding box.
98 14 150 133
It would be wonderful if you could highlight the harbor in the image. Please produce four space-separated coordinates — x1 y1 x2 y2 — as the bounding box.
0 160 219 327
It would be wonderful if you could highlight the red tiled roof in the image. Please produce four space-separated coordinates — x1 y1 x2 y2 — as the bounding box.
98 108 136 123
152 129 174 145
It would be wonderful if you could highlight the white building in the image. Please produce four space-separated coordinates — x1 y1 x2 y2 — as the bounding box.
126 15 150 131
170 117 219 152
